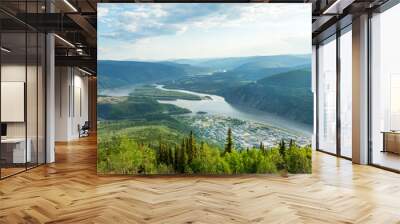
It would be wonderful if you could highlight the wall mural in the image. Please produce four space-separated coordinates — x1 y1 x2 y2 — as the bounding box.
97 3 313 175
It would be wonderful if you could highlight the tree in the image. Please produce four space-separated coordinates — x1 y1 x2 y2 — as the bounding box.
279 139 286 157
289 139 295 149
200 141 205 154
188 131 197 163
182 149 188 173
259 142 265 153
158 137 164 164
176 139 186 173
224 128 233 154
175 139 189 173
277 139 287 170
174 145 179 171
167 147 173 165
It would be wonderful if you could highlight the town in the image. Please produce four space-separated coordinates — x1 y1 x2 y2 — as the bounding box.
182 114 311 150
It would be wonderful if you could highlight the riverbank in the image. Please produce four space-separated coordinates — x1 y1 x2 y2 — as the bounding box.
156 85 312 137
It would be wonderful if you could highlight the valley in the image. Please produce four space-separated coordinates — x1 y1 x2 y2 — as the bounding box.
98 85 311 149
97 54 313 174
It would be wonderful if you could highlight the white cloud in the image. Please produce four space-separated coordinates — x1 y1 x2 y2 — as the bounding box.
177 4 309 30
98 3 311 60
98 7 109 18
149 4 169 18
176 25 188 35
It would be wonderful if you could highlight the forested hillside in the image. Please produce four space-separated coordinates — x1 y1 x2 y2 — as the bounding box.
222 69 313 125
98 60 188 89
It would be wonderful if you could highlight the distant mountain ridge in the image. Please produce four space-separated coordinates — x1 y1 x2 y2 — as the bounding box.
171 54 310 71
98 54 311 88
98 54 313 125
158 61 214 76
230 63 311 81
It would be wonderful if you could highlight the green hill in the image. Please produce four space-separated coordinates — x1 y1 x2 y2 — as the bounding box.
98 96 190 121
98 60 189 89
222 69 313 125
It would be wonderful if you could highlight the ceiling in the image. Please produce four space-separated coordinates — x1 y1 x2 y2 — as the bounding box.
0 0 394 75
0 0 97 74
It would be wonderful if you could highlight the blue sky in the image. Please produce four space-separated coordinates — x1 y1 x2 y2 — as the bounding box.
98 3 311 61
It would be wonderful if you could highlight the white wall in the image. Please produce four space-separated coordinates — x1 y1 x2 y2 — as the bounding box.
1 64 26 139
55 67 89 141
55 66 70 141
1 63 46 164
74 73 89 136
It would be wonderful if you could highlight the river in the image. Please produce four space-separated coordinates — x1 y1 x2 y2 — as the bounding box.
155 85 312 137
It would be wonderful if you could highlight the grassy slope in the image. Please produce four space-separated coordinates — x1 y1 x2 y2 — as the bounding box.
98 86 194 145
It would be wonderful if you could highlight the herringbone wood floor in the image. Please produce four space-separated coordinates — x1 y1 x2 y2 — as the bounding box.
1 136 400 224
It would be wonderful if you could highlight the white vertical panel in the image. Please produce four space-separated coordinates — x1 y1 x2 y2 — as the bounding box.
318 38 337 154
1 82 25 122
312 45 317 150
352 14 369 164
46 32 56 163
390 74 400 130
340 30 353 158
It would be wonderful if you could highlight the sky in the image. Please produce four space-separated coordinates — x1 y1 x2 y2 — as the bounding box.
98 3 311 61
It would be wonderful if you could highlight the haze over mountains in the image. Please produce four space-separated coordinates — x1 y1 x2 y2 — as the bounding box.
173 54 310 71
98 54 313 125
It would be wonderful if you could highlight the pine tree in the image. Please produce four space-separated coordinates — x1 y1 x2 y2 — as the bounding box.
289 139 295 149
158 138 163 164
275 139 287 170
175 139 188 173
174 146 179 171
279 139 286 157
191 131 197 159
177 139 185 172
187 131 196 163
182 147 188 173
260 142 265 152
167 147 173 165
200 142 204 154
185 138 189 160
224 128 233 154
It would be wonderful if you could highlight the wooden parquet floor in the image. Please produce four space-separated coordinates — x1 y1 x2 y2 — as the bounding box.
1 135 400 224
